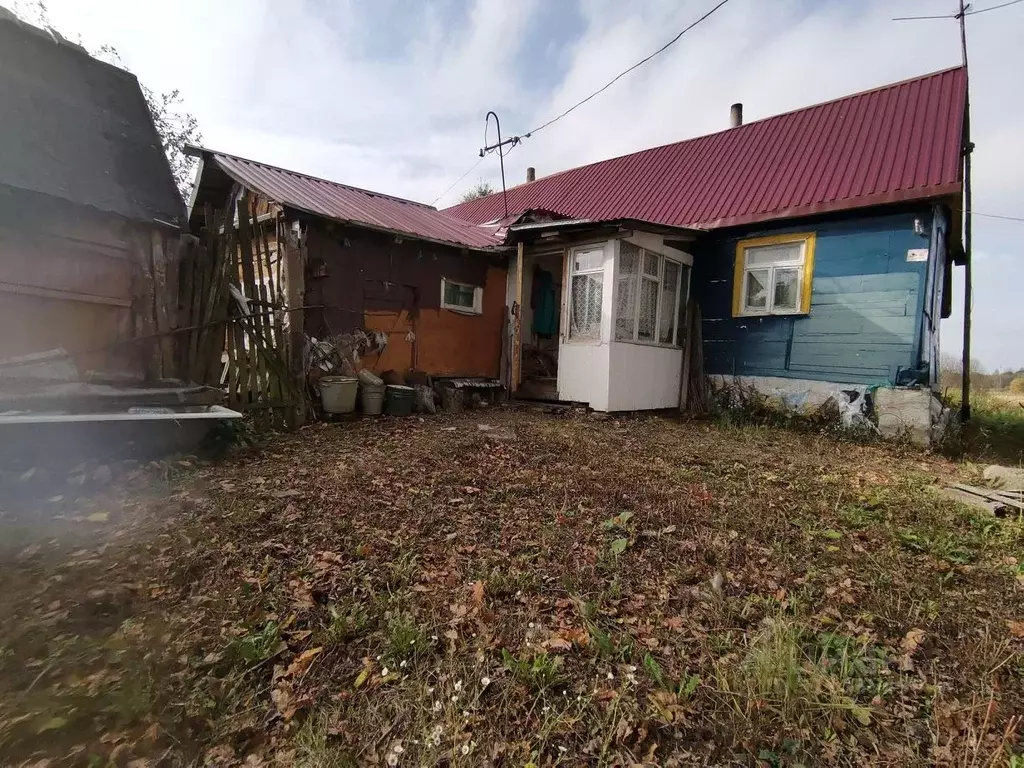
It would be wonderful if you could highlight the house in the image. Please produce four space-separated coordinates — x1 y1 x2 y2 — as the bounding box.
447 66 967 438
185 149 509 383
0 11 186 380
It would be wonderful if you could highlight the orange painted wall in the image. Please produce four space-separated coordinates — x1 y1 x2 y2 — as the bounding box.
363 264 506 377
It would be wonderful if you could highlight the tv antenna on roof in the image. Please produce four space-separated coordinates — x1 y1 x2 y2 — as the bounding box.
479 111 519 220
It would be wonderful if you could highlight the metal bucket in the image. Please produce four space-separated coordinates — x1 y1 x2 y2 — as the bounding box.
360 383 386 416
319 376 358 414
384 384 414 416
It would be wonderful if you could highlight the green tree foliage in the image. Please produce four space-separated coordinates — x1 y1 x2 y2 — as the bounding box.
459 180 496 203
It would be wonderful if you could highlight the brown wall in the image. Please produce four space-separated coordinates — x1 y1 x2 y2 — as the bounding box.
0 191 178 378
303 221 507 378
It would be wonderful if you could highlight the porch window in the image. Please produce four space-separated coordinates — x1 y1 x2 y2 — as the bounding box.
568 246 605 340
732 232 816 317
441 278 483 314
614 242 686 347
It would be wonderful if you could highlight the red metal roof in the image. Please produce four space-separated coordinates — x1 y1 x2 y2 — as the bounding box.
447 67 967 230
198 150 502 250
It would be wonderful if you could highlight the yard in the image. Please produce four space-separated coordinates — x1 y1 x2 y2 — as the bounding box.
1 408 1022 766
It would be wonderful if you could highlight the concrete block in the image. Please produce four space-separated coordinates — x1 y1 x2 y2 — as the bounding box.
874 387 936 446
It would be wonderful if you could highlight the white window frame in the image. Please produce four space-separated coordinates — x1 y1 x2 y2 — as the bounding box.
614 244 686 348
440 277 483 315
567 245 606 341
733 233 816 317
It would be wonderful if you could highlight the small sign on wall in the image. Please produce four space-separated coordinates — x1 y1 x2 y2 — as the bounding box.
906 248 928 262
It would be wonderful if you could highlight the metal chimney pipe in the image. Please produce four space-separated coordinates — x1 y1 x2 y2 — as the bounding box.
526 167 536 183
730 103 743 128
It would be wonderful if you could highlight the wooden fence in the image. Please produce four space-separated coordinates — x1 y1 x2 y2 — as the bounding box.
177 188 305 431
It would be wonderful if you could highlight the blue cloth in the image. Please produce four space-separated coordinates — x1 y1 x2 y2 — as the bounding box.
532 269 557 337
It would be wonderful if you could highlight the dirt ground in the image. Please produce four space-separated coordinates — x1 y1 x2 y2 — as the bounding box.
1 408 1022 766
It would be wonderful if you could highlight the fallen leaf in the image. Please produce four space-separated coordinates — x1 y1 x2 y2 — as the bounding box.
544 637 572 652
353 668 369 689
285 647 323 678
898 627 926 672
901 628 926 655
471 580 485 605
36 716 67 734
86 512 108 523
1008 621 1024 638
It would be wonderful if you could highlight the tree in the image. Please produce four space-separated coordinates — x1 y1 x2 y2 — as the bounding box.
459 180 496 204
11 2 201 200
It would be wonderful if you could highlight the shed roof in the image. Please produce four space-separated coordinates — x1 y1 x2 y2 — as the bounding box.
446 67 967 231
0 13 185 225
187 148 502 251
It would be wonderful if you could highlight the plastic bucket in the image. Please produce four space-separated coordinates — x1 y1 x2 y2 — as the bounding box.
360 383 385 416
319 376 358 414
384 385 415 416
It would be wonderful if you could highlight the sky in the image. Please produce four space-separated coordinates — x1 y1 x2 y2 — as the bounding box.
15 0 1024 371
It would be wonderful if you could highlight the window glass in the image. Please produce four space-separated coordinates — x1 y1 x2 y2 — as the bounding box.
660 260 680 344
643 251 660 276
616 243 640 341
573 249 604 272
638 277 658 341
570 273 602 339
744 269 769 311
746 242 802 266
773 267 800 312
443 280 475 308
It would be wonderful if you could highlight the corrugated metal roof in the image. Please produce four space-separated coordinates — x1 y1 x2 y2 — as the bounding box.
197 149 502 250
447 67 967 231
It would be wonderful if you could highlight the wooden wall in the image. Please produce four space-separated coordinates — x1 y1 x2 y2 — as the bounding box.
694 209 939 386
303 222 507 378
0 191 179 379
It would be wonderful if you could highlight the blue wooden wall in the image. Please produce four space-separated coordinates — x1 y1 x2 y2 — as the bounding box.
694 210 936 385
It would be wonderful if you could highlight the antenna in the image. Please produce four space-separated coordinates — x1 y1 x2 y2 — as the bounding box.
479 111 519 220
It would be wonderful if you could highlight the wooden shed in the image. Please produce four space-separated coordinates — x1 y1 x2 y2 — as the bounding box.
0 12 186 382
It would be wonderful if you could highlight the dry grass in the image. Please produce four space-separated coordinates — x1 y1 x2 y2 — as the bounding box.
0 407 1022 766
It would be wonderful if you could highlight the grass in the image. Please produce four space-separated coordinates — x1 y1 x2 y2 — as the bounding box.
943 388 1024 463
0 408 1022 765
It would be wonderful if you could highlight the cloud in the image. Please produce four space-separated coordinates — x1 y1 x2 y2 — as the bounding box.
33 0 1024 368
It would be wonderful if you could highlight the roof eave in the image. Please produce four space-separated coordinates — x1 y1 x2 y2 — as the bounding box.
691 183 964 231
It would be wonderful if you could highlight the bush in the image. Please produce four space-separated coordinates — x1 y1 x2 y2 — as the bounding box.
1009 377 1024 394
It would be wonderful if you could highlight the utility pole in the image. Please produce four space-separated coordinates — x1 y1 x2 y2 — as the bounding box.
958 0 974 422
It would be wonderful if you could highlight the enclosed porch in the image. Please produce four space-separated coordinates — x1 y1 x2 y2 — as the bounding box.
505 219 700 411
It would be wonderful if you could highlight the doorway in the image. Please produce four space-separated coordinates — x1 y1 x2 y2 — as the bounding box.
517 249 563 401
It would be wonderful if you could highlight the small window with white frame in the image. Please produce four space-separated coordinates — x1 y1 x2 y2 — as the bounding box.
614 241 687 347
732 233 816 317
568 246 605 340
440 277 483 314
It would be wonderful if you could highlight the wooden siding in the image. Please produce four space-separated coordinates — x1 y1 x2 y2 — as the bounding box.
695 211 934 385
303 222 507 378
0 193 180 379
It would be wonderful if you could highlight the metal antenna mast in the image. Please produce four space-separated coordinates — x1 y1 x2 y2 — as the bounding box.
479 111 519 219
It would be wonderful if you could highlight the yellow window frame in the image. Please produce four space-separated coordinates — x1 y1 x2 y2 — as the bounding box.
731 232 817 317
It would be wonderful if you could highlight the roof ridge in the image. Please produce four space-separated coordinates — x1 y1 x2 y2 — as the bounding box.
188 145 442 212
449 65 966 207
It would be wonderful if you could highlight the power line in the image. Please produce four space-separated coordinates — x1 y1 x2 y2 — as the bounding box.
969 209 1024 223
439 0 733 204
966 0 1024 14
519 0 733 139
894 0 1024 20
430 156 484 206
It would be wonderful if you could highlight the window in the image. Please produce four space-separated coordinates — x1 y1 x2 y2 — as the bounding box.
568 246 605 340
732 233 816 317
440 278 483 314
614 243 686 347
